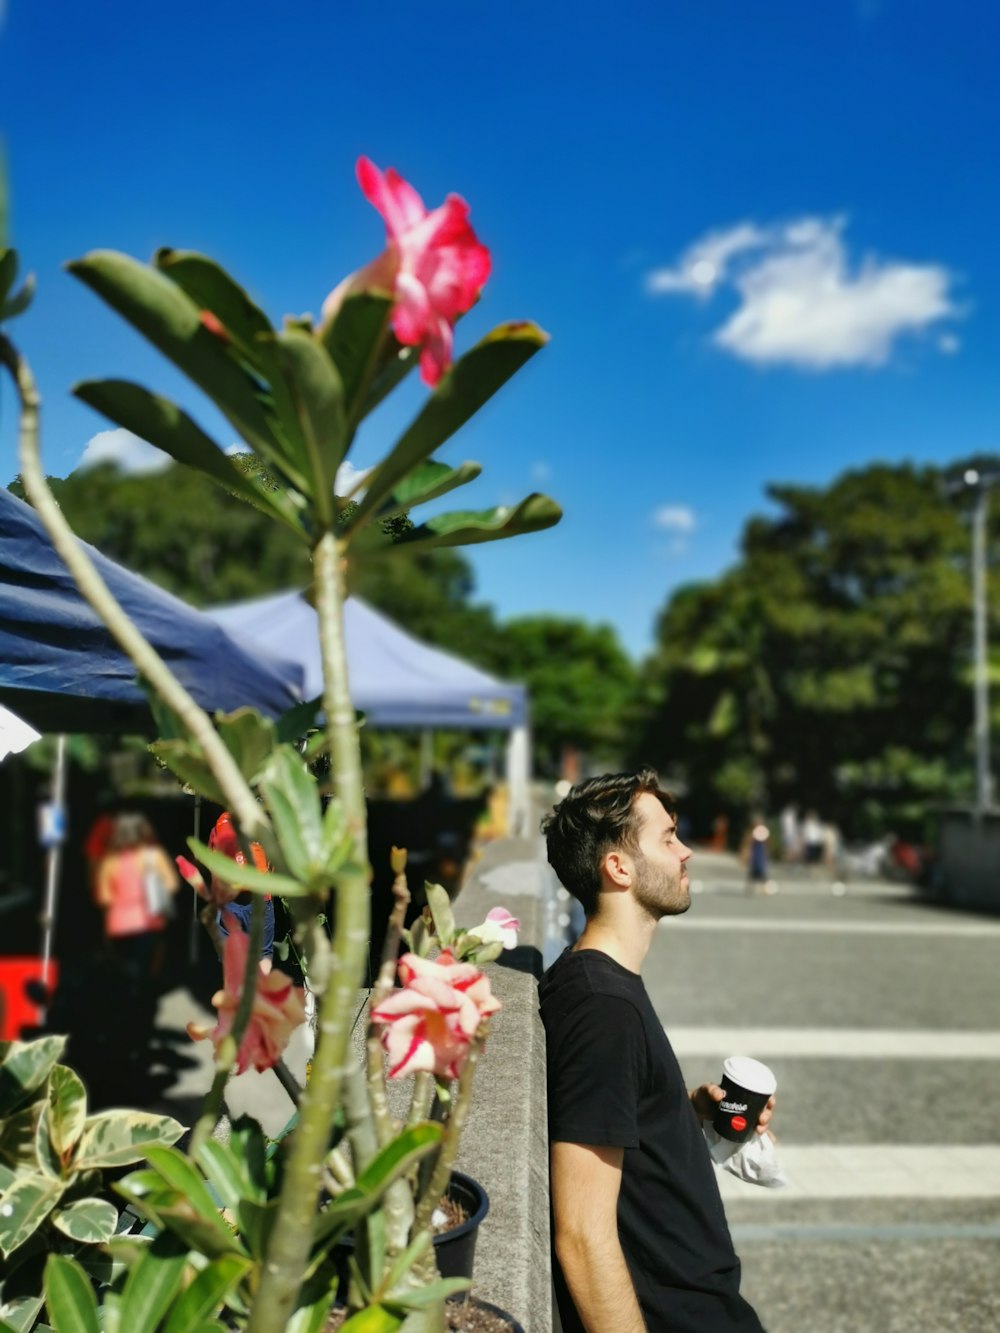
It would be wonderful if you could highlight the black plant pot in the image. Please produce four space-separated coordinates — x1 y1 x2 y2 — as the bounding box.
335 1170 489 1295
447 1296 525 1332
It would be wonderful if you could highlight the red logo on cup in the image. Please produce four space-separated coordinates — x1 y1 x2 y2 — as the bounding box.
730 1115 747 1133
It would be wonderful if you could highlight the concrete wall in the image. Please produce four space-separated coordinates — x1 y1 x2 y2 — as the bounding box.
450 836 552 1332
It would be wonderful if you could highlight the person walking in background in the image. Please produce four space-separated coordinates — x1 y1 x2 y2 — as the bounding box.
94 811 178 1069
802 809 826 869
779 802 800 863
742 815 772 895
540 770 772 1333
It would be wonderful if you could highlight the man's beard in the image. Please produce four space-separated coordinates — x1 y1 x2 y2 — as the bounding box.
633 850 691 919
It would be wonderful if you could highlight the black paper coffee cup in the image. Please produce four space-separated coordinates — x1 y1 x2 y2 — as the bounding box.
713 1056 777 1143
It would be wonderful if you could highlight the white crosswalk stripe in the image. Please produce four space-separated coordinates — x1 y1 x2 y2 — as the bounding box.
716 1146 1000 1201
668 1027 1000 1058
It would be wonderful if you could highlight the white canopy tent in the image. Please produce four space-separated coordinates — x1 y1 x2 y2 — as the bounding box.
207 591 532 833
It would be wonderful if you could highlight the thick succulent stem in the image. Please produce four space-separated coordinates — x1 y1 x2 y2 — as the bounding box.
247 531 373 1333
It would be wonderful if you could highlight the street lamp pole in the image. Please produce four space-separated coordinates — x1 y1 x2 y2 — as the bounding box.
971 478 993 813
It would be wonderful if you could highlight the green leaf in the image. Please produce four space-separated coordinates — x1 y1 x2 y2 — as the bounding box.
118 1235 188 1332
284 1264 339 1333
0 1037 67 1116
388 493 562 551
142 1148 233 1240
0 250 16 307
72 380 307 535
259 745 325 882
339 1307 402 1333
385 1277 471 1312
186 839 307 898
234 1196 278 1260
0 1174 62 1257
47 1065 88 1161
43 1256 99 1333
51 1197 118 1245
312 1123 443 1249
376 459 483 522
75 1110 183 1170
153 250 277 378
349 322 548 529
66 251 309 491
319 290 393 418
1 274 35 323
274 695 323 745
423 882 455 945
274 329 347 525
226 1117 266 1201
194 1140 245 1212
162 1253 252 1333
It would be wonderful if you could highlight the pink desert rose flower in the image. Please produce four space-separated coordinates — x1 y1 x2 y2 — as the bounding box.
372 950 501 1080
187 912 306 1074
466 907 520 951
322 156 491 388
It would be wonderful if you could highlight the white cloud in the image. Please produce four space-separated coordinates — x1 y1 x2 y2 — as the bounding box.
653 504 697 534
336 461 373 495
76 429 172 476
647 216 960 370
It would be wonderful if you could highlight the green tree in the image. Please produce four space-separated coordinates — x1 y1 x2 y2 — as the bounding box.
637 461 1000 839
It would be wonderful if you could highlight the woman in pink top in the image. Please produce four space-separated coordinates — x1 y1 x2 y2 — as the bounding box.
95 813 179 1049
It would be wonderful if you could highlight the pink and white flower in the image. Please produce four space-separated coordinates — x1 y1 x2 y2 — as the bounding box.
322 157 491 388
372 950 500 1080
465 907 520 951
187 912 306 1074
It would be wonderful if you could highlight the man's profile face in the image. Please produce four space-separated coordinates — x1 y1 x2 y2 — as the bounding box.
629 792 692 919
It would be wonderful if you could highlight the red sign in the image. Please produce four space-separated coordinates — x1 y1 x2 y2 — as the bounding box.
730 1115 747 1134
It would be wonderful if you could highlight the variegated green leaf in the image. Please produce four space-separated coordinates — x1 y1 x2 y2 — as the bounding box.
75 1110 183 1170
0 1294 44 1333
51 1197 118 1244
0 1173 61 1257
43 1255 99 1333
46 1065 88 1161
0 1037 66 1116
0 1103 45 1173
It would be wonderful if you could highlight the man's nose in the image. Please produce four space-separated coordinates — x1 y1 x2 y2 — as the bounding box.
677 841 692 864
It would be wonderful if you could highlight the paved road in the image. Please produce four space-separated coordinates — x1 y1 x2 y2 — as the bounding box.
647 853 1000 1332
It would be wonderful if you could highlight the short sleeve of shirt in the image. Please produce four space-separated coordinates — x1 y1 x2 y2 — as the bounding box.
547 992 647 1150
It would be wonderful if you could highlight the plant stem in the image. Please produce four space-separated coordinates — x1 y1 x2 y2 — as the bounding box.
0 333 265 845
247 531 373 1333
411 1029 486 1243
189 894 266 1156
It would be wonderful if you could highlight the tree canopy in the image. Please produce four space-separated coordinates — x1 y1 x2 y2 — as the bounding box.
636 461 1000 839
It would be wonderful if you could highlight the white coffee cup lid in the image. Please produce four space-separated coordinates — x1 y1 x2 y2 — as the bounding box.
723 1055 777 1096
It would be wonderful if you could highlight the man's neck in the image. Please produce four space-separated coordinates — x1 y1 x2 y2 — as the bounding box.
573 907 657 975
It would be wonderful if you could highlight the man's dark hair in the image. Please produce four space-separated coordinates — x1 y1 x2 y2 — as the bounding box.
541 768 674 916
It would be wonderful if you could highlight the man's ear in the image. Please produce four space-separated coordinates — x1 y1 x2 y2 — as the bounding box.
602 849 632 889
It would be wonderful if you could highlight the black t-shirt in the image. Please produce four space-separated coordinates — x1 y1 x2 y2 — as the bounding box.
539 948 764 1333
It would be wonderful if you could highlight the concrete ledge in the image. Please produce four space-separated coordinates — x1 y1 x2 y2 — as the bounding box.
451 837 551 1331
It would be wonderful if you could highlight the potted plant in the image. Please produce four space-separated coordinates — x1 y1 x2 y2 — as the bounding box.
0 152 557 1331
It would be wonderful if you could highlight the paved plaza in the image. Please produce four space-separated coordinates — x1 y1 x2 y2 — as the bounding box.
651 854 1000 1332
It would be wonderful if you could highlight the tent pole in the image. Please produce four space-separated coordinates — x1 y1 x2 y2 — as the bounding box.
505 722 531 838
38 733 67 1022
419 728 434 788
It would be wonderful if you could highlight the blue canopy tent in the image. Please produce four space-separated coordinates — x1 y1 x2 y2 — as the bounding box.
208 589 531 831
0 488 304 732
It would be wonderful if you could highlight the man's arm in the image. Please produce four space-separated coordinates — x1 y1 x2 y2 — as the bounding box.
550 1141 646 1333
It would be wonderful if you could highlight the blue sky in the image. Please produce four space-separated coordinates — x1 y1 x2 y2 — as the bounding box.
2 0 998 656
